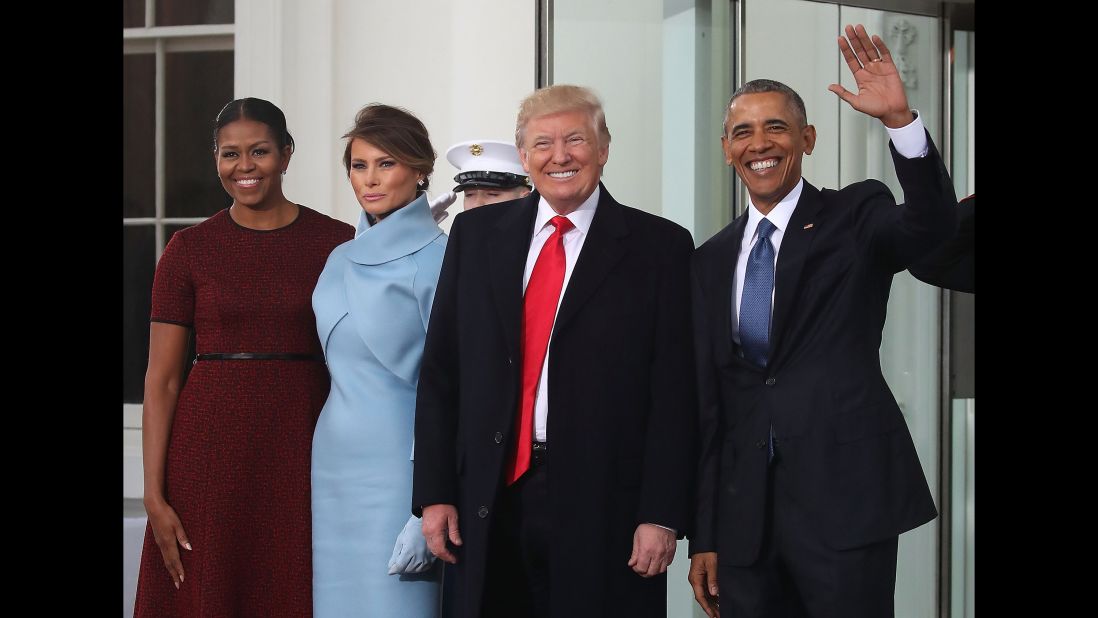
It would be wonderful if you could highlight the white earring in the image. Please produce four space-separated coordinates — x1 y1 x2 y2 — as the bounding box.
417 178 425 187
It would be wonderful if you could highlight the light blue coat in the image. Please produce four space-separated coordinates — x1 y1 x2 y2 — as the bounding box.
311 194 446 617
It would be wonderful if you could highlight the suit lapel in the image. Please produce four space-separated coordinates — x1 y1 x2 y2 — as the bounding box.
768 181 824 369
553 184 628 333
711 214 748 364
489 192 539 360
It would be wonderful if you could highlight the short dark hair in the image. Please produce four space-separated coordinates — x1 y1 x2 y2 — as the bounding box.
724 79 808 134
213 97 295 153
342 104 436 191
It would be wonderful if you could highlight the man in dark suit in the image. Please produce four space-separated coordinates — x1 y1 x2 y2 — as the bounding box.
687 25 956 618
413 84 697 618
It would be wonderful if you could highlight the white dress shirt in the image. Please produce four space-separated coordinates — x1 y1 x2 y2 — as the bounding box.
522 186 600 442
731 113 929 344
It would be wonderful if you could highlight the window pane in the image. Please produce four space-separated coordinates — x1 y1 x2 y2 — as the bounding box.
123 225 155 403
123 0 145 28
552 0 734 244
165 51 234 218
156 0 233 26
124 54 156 218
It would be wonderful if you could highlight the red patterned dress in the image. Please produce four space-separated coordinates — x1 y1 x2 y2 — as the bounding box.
134 206 353 617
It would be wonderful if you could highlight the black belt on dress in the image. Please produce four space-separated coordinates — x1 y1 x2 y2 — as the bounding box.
193 352 324 365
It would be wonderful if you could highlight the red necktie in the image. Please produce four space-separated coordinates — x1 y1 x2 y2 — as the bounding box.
506 215 574 485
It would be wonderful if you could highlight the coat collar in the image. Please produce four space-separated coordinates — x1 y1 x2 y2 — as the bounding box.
345 193 442 265
766 180 823 368
553 183 628 331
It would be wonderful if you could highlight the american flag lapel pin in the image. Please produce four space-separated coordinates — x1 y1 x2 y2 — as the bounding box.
803 223 814 230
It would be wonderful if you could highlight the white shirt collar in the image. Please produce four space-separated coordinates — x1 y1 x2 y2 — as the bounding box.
533 185 600 238
746 178 803 239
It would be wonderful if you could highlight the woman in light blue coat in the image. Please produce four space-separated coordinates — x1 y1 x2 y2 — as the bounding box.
311 104 446 617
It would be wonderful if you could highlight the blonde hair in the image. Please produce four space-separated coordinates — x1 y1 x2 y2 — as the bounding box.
514 84 611 150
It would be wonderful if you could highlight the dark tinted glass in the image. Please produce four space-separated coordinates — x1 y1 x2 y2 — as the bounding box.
165 51 234 218
124 54 156 218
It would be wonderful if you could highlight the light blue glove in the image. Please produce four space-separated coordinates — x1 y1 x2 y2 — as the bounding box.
388 515 436 575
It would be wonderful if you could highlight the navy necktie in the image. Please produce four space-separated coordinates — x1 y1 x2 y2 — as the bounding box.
739 218 777 462
739 218 776 367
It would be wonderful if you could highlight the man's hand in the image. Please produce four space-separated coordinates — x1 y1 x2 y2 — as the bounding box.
421 504 462 564
688 552 720 618
828 23 913 128
627 523 676 577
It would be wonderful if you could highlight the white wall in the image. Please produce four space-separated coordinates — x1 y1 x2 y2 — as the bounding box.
662 6 697 233
237 0 537 232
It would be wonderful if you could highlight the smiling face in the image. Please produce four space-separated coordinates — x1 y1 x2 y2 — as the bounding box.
722 92 816 214
215 119 292 210
518 109 609 215
348 138 422 221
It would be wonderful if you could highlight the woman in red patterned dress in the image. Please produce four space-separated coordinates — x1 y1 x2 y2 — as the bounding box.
133 98 354 617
